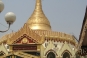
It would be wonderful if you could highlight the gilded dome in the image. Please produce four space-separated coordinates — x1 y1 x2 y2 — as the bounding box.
26 0 51 30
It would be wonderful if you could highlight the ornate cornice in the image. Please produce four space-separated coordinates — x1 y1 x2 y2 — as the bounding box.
33 30 76 45
61 49 72 56
0 25 76 45
0 32 14 44
45 49 58 56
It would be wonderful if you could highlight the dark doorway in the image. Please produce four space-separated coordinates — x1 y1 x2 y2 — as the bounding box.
6 55 23 58
76 53 80 58
25 52 40 56
47 52 55 58
16 56 23 58
63 52 70 58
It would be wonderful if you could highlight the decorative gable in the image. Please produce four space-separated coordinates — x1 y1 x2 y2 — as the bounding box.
59 41 73 56
13 34 38 44
7 23 44 44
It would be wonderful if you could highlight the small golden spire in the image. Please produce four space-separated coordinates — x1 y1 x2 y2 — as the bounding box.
26 0 51 30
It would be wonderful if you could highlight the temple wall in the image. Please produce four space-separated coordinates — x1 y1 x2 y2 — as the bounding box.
41 40 78 58
0 43 8 55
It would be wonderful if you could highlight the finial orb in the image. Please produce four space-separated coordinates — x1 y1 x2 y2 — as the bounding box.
0 0 4 13
5 12 16 24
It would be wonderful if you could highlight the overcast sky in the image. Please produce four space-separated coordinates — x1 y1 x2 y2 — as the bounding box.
0 0 87 40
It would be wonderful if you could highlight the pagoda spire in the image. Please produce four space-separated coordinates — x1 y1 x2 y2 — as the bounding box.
35 0 42 10
26 0 51 30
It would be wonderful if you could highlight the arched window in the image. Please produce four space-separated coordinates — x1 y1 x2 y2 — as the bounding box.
47 52 55 58
63 52 70 58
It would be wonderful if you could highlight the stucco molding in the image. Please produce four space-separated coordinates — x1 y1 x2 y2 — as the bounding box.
45 49 58 56
61 49 72 56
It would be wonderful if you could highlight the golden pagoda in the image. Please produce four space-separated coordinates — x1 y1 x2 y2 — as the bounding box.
0 0 79 58
26 0 51 30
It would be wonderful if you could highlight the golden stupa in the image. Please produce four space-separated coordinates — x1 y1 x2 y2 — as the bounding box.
0 0 79 58
26 0 51 30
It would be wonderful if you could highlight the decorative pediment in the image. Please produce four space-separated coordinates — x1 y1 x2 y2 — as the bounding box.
13 34 38 44
7 23 44 44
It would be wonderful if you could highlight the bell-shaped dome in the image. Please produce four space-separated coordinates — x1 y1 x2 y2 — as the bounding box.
26 0 51 30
